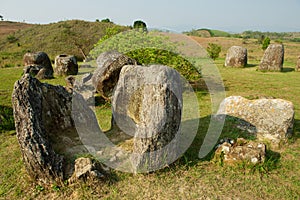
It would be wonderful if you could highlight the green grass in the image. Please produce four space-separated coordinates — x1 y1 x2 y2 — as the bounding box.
0 56 300 199
210 29 231 37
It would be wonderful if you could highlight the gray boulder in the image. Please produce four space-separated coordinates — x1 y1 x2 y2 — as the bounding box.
224 46 247 67
23 52 54 79
92 51 136 100
54 54 78 76
217 96 294 148
112 65 182 172
12 74 90 183
259 44 284 71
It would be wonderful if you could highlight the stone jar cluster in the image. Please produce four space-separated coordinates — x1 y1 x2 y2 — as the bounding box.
22 52 78 80
12 51 183 183
224 44 285 71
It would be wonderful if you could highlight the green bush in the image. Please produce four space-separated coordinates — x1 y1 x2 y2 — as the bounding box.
126 48 200 81
206 43 221 60
6 35 18 43
89 29 201 81
101 18 112 23
133 20 147 32
0 106 15 132
90 30 175 58
262 37 271 50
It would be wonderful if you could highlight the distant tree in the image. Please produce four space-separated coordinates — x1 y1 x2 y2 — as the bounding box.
101 18 112 23
0 15 3 21
207 43 221 60
262 37 271 50
95 19 100 22
133 20 147 32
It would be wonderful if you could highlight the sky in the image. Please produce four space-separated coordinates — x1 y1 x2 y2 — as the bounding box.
1 0 300 33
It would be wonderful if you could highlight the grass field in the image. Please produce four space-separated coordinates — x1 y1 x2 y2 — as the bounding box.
0 36 300 199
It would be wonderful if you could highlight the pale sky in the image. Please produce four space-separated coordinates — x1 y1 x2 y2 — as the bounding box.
1 0 300 33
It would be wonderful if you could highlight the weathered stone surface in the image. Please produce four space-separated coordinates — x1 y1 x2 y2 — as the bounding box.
295 56 300 72
217 96 294 148
65 76 76 92
23 52 54 79
68 157 109 183
224 46 247 67
92 51 136 100
112 65 182 171
259 44 284 71
73 73 95 105
214 138 266 165
12 74 87 183
54 54 78 76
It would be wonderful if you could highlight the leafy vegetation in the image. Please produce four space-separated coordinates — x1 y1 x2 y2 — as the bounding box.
206 43 221 60
6 35 18 43
100 18 113 23
0 105 14 132
133 20 147 32
262 37 271 50
127 48 200 81
90 29 201 81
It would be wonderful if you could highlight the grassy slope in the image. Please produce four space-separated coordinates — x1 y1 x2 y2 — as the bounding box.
210 29 231 37
0 20 129 67
0 21 33 37
0 36 300 199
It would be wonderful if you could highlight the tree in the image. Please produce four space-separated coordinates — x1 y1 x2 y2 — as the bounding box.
133 20 147 32
0 15 3 21
207 43 221 60
262 37 270 50
101 18 112 23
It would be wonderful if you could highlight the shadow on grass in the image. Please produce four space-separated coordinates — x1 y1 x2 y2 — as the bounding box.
179 115 257 163
282 67 295 73
171 114 286 173
245 63 258 68
0 105 15 132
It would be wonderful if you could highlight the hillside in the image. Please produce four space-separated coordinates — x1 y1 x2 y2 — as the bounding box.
0 20 129 67
185 28 300 42
0 21 33 37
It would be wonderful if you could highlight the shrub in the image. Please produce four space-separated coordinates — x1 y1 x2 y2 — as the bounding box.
127 48 200 81
101 18 112 23
262 37 271 50
133 20 147 32
6 35 18 43
207 43 221 60
0 106 15 132
89 30 201 81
